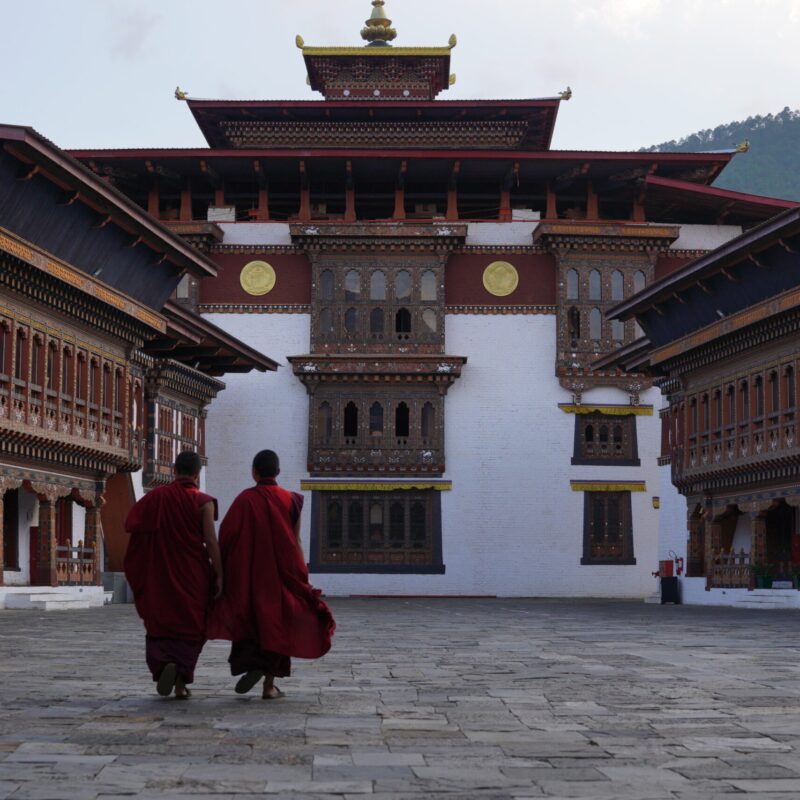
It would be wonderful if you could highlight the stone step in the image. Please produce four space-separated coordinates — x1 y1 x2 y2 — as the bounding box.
3 588 106 610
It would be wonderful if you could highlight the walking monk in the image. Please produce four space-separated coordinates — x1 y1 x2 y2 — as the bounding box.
124 451 222 699
208 450 335 699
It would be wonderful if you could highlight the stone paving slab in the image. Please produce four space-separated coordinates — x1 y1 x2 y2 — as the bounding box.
1 599 800 798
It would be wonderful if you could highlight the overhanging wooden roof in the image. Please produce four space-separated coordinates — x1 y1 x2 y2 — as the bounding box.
143 301 279 377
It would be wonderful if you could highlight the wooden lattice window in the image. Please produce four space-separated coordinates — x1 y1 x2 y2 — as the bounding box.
311 490 443 573
581 491 635 565
572 413 639 466
566 269 579 300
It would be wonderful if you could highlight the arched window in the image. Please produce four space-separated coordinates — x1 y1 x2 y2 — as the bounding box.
613 425 623 453
568 306 580 346
589 270 601 301
421 402 435 441
344 307 358 334
690 398 698 434
320 308 334 335
344 402 358 439
395 270 411 300
395 402 410 438
599 425 609 445
102 364 112 409
89 359 98 404
348 500 363 548
611 319 624 343
755 376 764 418
14 330 25 381
410 501 427 549
727 385 735 424
589 308 602 341
369 307 384 336
369 502 384 548
770 371 779 413
46 343 57 391
395 308 411 338
319 402 332 444
714 390 722 428
370 270 386 301
115 369 124 413
634 271 646 293
31 336 42 385
344 270 361 301
61 348 71 395
326 500 342 549
421 309 437 334
566 269 579 300
611 270 624 301
390 502 405 549
585 424 594 443
76 353 85 400
701 394 709 432
740 380 749 421
421 270 437 302
369 402 384 437
320 270 334 301
786 366 796 409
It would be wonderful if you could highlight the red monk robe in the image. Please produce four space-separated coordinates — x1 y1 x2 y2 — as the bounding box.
208 479 335 677
124 476 219 688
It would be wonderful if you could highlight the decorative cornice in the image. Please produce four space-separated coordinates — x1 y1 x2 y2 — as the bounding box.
534 222 679 252
145 358 226 405
445 305 555 315
570 481 647 492
198 303 310 314
301 479 452 492
0 226 166 334
208 245 305 256
558 403 653 416
289 222 467 252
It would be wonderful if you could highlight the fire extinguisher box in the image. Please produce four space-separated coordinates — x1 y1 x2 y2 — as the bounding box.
659 559 674 577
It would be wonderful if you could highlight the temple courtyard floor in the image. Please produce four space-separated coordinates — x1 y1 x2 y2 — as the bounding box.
1 599 799 800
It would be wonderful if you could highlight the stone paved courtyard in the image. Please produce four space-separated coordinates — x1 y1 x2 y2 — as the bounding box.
1 599 800 799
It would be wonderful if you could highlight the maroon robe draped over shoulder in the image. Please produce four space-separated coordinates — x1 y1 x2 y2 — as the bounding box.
208 480 335 659
124 478 218 642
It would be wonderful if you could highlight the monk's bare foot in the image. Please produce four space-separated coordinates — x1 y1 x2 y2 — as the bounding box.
156 663 177 697
262 676 284 700
174 677 191 700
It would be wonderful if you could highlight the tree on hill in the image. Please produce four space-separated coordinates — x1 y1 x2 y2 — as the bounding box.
641 107 800 201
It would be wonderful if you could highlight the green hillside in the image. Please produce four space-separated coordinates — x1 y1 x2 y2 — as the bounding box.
641 107 800 201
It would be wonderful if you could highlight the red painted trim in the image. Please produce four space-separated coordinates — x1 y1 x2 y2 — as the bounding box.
69 147 734 165
646 175 800 209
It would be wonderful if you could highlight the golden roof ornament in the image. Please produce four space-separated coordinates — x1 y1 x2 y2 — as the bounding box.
174 86 188 101
559 86 573 101
361 0 397 46
736 139 751 153
295 35 305 49
449 34 458 48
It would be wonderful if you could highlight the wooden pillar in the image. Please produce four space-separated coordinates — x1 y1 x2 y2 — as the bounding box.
84 504 102 586
0 492 4 587
345 161 356 222
687 510 704 577
298 161 311 222
545 182 557 220
147 181 160 219
586 180 599 221
36 498 57 587
447 161 460 221
632 191 646 223
214 185 225 208
750 512 767 566
499 189 512 222
393 161 407 220
256 188 270 221
179 180 192 222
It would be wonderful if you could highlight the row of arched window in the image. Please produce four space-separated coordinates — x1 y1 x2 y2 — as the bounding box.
567 307 627 345
319 269 438 303
566 269 646 302
318 400 436 444
0 319 126 413
318 306 438 339
686 366 796 436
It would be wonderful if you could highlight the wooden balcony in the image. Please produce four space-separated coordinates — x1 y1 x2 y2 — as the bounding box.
56 544 96 586
310 441 444 475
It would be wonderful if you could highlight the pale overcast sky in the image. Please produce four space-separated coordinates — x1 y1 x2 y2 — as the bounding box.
1 0 798 152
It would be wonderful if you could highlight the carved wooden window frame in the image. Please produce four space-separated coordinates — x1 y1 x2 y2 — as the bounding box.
572 413 640 466
309 489 444 573
581 491 635 565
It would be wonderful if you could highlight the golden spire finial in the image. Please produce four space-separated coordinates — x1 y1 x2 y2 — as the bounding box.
174 86 188 101
736 139 750 153
559 86 573 101
361 0 397 46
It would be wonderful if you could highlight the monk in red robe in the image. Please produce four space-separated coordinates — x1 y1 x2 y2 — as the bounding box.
208 450 335 699
124 451 222 699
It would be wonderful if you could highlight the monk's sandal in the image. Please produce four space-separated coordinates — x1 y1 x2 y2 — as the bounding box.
157 663 178 697
235 670 264 694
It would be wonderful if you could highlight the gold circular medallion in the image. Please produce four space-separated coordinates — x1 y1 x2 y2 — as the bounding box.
482 261 519 297
240 260 276 296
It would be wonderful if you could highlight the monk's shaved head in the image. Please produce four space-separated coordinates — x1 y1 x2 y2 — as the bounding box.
175 450 202 476
252 449 280 478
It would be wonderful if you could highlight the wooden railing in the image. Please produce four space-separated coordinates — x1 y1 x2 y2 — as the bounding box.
56 543 95 586
706 548 751 589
